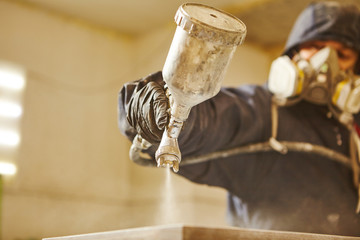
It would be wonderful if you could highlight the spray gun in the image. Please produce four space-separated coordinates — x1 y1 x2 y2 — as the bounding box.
130 3 246 172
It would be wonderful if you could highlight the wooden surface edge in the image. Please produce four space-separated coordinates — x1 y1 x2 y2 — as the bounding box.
43 224 360 240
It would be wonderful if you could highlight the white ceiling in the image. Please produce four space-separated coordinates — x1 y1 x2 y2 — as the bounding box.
17 0 360 47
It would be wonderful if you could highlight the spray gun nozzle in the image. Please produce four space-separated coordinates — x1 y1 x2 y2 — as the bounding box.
155 129 181 173
157 155 180 173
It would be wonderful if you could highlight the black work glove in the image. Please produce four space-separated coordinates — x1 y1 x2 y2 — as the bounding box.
118 71 169 146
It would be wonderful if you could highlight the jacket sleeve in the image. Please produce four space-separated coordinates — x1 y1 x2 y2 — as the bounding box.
118 71 272 163
178 84 273 159
175 84 273 192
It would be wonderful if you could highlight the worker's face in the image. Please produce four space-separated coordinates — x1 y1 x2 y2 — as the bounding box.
298 40 359 71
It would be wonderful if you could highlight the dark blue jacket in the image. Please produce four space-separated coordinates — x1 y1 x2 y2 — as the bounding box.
176 84 360 236
118 75 360 235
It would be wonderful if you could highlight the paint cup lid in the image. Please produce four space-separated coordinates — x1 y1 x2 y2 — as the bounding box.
174 3 247 46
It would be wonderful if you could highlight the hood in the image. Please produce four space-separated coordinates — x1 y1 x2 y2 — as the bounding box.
283 1 360 73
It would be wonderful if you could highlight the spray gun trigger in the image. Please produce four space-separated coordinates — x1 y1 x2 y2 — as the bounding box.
157 155 180 173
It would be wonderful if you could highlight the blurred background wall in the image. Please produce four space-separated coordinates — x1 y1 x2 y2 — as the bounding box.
0 0 350 239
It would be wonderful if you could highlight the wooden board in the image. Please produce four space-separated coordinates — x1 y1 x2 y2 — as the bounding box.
43 224 360 240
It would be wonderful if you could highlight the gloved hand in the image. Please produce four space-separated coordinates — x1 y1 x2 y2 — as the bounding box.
118 71 169 146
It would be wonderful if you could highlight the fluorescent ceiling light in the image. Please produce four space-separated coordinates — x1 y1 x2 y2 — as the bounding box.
0 162 16 175
0 129 20 147
0 100 22 118
0 69 25 91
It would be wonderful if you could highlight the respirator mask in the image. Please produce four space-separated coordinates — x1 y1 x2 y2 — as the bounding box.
268 47 360 114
